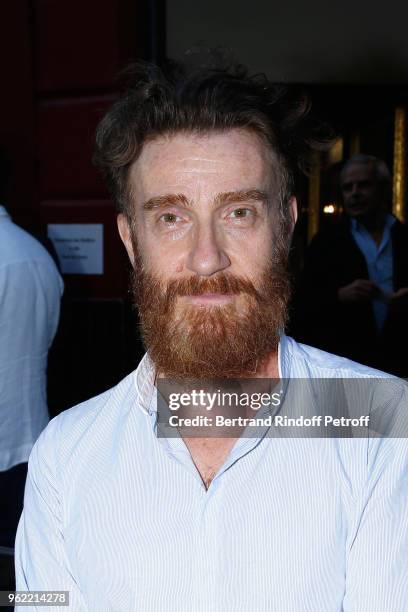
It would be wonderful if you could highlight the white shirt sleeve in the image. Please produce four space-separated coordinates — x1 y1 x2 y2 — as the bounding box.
14 417 87 611
344 436 408 610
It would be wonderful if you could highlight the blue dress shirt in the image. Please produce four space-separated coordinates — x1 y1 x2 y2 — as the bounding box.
15 336 408 611
351 214 396 332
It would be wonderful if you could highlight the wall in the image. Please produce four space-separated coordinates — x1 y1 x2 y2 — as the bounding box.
166 0 408 83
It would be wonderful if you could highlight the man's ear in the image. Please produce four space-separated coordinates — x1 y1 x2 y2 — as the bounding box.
288 196 298 231
117 213 135 267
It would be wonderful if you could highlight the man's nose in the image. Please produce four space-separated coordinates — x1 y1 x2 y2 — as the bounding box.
185 220 230 276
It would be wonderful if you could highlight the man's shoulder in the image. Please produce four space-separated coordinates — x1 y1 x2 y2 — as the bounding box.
0 219 58 271
32 368 144 464
391 217 408 239
306 221 354 257
287 336 393 378
287 337 408 441
310 220 351 241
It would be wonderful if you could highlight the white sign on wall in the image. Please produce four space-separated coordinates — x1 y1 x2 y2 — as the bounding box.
47 224 104 275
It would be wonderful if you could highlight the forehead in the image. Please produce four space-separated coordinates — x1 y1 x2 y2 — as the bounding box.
128 129 278 203
341 163 376 184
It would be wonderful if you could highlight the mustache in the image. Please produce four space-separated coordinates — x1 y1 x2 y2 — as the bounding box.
164 274 261 300
133 269 272 314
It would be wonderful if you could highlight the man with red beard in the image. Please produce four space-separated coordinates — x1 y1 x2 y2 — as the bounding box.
15 60 408 611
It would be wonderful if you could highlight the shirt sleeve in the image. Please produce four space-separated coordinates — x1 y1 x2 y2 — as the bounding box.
14 417 87 611
343 436 408 610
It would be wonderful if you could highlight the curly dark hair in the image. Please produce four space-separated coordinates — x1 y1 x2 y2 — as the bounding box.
93 56 331 218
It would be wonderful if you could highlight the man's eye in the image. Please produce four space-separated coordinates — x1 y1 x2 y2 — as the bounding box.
229 208 252 219
159 213 181 225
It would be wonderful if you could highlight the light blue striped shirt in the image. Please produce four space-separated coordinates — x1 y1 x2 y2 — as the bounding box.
15 336 408 611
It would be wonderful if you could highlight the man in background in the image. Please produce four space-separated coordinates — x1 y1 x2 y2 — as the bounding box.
0 184 63 548
292 154 408 375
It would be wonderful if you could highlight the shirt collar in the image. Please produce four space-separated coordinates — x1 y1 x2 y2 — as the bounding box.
133 352 156 415
133 333 292 416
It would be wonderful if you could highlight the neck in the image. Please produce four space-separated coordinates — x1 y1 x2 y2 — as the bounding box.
357 209 386 233
250 349 279 379
160 348 280 490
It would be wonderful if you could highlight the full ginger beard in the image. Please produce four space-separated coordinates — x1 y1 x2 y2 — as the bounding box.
130 247 291 379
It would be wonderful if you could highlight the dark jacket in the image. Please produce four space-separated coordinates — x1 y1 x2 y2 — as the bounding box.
291 217 408 376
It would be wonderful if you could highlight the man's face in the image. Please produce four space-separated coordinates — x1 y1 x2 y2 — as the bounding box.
118 129 296 378
341 162 384 220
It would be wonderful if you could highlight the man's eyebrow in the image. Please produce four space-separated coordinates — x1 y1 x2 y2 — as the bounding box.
142 194 190 210
214 189 268 207
142 189 268 211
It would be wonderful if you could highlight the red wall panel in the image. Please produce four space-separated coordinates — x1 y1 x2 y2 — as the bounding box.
36 0 120 92
38 95 115 198
0 0 37 226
